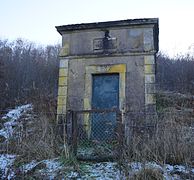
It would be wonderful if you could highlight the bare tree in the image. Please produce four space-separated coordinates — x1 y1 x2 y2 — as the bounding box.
156 52 194 94
0 38 60 110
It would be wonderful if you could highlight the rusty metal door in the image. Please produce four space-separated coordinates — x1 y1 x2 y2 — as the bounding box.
92 74 119 141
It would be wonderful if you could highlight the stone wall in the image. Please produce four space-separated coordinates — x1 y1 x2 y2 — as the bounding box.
60 25 156 56
56 18 159 131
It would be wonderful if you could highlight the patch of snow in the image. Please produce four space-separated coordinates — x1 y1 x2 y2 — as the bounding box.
2 104 32 121
21 160 38 173
0 129 8 139
192 168 194 173
68 171 79 178
162 163 194 180
21 158 63 179
130 162 142 171
165 164 174 172
68 162 122 180
77 147 94 157
1 155 193 180
146 162 163 171
173 164 188 173
88 162 120 179
64 161 194 179
128 162 194 179
0 104 32 139
0 154 16 171
7 170 15 180
39 158 63 179
43 158 63 173
130 162 163 172
0 154 16 180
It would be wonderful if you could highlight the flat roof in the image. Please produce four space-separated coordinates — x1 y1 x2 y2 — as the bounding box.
56 18 159 35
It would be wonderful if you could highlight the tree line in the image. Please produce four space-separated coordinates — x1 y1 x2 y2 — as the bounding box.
0 38 194 111
156 52 194 93
0 39 60 111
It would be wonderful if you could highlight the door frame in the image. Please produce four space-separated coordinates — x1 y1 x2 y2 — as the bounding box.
83 64 126 136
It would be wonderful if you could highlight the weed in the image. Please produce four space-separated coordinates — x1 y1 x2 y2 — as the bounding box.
132 168 163 180
60 153 78 167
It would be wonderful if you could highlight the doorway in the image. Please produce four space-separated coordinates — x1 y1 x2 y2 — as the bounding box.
91 73 119 140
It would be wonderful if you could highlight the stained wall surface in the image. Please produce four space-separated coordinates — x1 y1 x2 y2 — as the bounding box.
56 19 159 134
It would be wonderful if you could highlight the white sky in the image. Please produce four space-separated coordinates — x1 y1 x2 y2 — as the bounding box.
0 0 194 57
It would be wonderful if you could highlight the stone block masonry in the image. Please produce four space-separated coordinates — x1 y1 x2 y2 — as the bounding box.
55 18 159 139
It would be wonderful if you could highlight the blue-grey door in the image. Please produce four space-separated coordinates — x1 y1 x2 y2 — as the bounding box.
91 74 119 141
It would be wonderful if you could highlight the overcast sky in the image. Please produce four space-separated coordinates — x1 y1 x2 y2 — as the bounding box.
0 0 194 57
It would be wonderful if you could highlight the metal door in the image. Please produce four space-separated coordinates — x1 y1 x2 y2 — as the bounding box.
91 74 119 141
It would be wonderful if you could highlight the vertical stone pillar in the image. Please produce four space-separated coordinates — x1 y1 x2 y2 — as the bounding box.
57 57 69 123
144 55 156 114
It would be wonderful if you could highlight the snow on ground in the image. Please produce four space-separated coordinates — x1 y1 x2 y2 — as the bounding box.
0 104 33 179
1 155 194 179
64 161 194 180
129 162 194 180
21 158 63 179
21 158 62 176
0 104 194 179
77 162 122 179
20 160 122 179
43 158 63 174
0 154 16 180
2 104 32 121
0 104 32 139
21 160 38 173
65 162 121 179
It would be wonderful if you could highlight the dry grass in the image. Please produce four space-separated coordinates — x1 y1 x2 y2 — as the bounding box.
131 168 163 180
5 112 62 166
2 91 193 176
0 94 66 169
124 92 194 166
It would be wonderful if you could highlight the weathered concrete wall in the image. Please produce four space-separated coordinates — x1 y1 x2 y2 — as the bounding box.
67 56 145 113
60 26 155 56
56 19 159 137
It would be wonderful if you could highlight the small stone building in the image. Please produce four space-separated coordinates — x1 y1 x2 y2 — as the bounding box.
56 18 159 141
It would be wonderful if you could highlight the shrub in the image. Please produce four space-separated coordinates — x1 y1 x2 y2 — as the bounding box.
132 168 163 180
